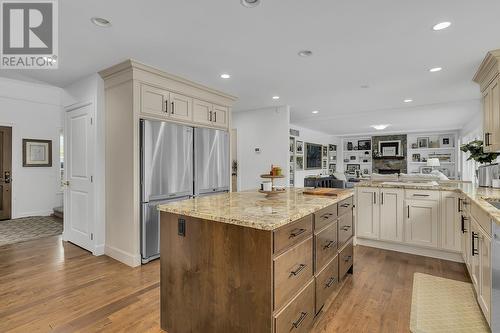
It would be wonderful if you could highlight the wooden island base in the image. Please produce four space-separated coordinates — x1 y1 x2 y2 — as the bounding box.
159 191 354 333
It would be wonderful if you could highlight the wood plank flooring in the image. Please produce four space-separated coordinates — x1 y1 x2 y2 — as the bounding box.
0 236 469 332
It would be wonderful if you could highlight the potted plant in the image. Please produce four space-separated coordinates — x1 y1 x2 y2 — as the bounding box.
460 139 500 186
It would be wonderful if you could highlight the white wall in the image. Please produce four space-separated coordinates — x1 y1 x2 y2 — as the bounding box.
62 74 106 255
233 106 290 191
290 125 341 187
459 111 484 182
0 77 63 218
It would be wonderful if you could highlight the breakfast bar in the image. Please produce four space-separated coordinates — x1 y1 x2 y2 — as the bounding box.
157 188 354 333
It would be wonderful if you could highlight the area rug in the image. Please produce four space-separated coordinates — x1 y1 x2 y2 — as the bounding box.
410 273 489 333
0 216 63 247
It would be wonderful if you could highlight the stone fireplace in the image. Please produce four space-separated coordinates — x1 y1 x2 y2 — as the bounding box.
372 134 407 174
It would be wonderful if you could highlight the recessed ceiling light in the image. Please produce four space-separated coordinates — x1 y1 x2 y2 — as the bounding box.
240 0 261 8
91 17 111 27
429 67 442 72
432 21 451 31
371 124 390 130
312 110 319 114
298 50 313 57
272 96 280 100
404 99 413 103
220 73 231 79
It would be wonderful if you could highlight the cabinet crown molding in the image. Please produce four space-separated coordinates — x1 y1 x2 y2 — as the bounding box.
98 59 238 102
473 49 500 92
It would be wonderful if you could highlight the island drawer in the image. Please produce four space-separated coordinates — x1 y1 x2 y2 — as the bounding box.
405 190 440 201
314 204 338 230
314 222 338 273
471 201 492 236
338 210 353 248
338 240 353 280
315 255 339 314
274 236 313 310
274 215 313 254
274 279 315 333
338 197 353 217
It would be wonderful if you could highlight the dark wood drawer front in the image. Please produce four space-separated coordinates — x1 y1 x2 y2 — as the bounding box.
274 215 313 254
275 279 315 333
314 222 338 273
339 241 353 280
274 237 313 310
315 255 339 314
338 210 353 248
338 197 353 217
314 204 338 230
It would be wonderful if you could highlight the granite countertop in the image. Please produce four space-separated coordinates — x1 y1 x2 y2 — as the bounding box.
356 181 500 225
157 188 353 231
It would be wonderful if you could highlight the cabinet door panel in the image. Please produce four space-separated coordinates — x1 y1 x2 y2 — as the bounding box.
461 216 471 271
490 78 500 151
213 104 229 128
141 84 169 116
405 199 438 248
479 231 492 325
193 99 212 125
470 219 480 292
441 192 461 252
356 188 379 239
170 93 192 121
379 189 404 242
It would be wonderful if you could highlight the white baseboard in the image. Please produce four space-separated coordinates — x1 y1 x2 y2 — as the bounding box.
356 237 464 263
105 245 141 267
93 244 105 256
13 210 53 219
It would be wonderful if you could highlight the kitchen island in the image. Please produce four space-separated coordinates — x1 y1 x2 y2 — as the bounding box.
158 188 354 333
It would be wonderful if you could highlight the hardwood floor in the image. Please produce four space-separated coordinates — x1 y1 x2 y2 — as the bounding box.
0 236 469 332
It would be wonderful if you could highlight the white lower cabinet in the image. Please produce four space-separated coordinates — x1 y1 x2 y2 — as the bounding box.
441 192 461 252
405 199 439 248
356 187 380 239
379 189 404 242
470 217 481 292
461 215 471 271
479 224 492 325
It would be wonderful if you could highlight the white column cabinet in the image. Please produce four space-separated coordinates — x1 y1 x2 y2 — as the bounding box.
356 187 380 239
404 199 438 248
441 192 461 252
379 189 404 242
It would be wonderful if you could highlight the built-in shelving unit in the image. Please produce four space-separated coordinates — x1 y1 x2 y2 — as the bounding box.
289 136 296 187
406 132 459 179
342 136 372 176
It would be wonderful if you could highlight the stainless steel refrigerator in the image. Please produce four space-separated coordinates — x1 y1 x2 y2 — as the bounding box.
140 120 229 263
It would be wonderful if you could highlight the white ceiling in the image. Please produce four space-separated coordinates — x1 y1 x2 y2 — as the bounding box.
6 0 499 134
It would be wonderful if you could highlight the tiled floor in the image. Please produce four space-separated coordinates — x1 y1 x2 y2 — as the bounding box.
0 216 62 246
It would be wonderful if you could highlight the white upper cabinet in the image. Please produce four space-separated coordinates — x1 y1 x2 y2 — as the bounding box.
141 84 169 116
169 92 193 122
405 199 438 248
440 192 461 252
212 104 229 128
356 187 380 239
379 189 404 242
473 49 500 152
193 99 213 126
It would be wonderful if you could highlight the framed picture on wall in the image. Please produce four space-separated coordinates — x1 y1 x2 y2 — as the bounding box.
296 141 304 155
417 137 429 148
346 164 360 172
439 135 454 148
22 139 52 167
296 156 304 170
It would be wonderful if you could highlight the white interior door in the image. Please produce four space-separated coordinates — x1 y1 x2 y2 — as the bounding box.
64 103 94 252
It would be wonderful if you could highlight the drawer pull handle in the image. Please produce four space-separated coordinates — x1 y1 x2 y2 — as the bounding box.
340 203 350 208
292 311 308 329
342 225 351 231
324 240 337 249
289 228 306 239
472 232 479 256
326 277 336 288
322 212 334 219
343 255 352 262
413 194 430 197
289 264 306 277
